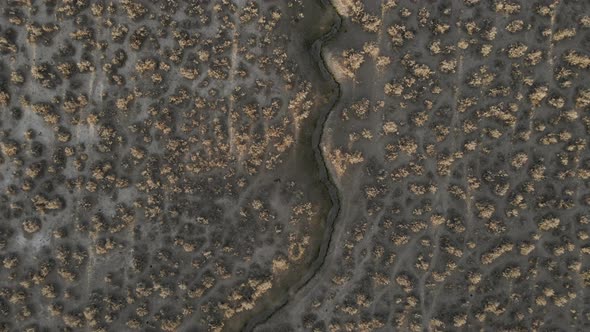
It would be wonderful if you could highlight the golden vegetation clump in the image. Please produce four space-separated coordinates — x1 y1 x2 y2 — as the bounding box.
332 0 382 32
327 148 364 177
564 50 590 69
333 48 365 79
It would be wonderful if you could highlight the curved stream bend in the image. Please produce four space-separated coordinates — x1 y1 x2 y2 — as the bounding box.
242 0 343 331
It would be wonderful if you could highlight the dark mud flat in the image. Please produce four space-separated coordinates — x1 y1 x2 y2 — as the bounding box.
2 0 590 331
243 0 342 330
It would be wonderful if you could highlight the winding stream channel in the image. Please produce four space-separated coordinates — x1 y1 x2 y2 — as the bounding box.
242 0 343 330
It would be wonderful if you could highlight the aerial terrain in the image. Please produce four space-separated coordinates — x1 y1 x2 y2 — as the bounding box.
0 0 589 331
